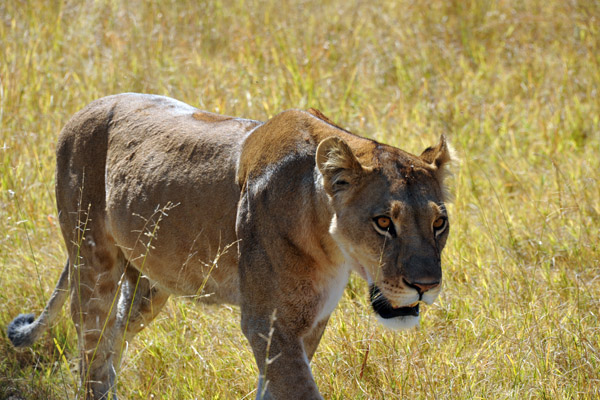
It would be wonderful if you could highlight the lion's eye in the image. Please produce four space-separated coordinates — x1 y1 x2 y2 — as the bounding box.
373 216 396 237
376 217 391 229
433 217 447 235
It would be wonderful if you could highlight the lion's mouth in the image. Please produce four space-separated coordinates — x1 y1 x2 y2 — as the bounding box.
369 285 419 318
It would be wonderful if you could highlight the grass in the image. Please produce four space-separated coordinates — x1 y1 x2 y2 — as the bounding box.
1 0 599 398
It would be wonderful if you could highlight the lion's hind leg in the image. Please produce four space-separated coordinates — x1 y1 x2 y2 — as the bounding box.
112 266 169 368
69 237 124 400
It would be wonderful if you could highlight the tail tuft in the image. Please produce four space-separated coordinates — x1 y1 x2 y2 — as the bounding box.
7 313 38 347
7 260 71 349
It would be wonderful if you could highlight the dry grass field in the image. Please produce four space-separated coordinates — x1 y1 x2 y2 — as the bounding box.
1 0 599 398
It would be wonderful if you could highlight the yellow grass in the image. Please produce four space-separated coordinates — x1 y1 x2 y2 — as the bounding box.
1 0 599 398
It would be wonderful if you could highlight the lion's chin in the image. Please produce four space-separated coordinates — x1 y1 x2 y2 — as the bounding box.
370 285 421 331
376 314 420 330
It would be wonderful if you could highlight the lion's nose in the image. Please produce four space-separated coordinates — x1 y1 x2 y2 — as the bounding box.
404 279 440 295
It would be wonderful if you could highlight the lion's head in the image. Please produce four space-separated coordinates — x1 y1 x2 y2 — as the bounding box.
316 135 452 330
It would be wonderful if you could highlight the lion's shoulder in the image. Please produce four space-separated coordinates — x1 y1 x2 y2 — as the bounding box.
236 109 377 188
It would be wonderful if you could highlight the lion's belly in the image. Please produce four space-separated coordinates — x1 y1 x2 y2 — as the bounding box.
106 171 243 303
106 175 243 302
105 152 244 301
127 242 242 304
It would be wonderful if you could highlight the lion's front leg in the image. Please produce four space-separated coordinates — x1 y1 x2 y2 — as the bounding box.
303 317 329 362
237 243 325 400
242 311 323 400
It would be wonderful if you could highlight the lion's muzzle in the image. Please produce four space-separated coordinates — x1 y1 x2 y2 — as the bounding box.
369 285 420 318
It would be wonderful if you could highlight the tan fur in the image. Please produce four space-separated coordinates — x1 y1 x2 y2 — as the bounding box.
7 93 452 400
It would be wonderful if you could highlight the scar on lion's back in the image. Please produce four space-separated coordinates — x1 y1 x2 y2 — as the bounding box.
192 111 233 123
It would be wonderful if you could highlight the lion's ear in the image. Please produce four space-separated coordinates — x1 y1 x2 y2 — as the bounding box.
316 136 363 195
420 134 453 182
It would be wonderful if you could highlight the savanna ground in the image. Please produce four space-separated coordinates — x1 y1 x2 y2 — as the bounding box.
1 0 599 399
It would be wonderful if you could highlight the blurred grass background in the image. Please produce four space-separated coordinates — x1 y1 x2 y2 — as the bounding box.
1 0 599 398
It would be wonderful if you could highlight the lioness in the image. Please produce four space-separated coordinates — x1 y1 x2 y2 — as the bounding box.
8 94 452 399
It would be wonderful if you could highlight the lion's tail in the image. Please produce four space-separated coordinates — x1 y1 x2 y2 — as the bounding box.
7 259 70 347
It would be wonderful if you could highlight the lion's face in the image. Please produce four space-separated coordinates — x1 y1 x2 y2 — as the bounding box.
317 135 452 330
